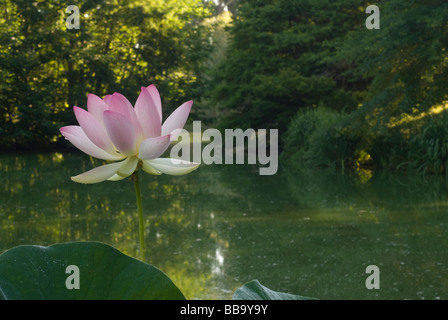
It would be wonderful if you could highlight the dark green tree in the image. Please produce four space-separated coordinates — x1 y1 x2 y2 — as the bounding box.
338 0 448 169
344 0 448 124
209 0 369 134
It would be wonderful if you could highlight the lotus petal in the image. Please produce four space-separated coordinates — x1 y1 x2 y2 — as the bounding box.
87 94 109 125
161 101 193 140
139 135 171 160
108 92 142 136
117 156 139 177
103 111 137 156
71 159 129 184
135 86 162 139
60 126 124 161
74 106 115 154
146 158 199 176
103 94 113 106
146 84 162 122
107 174 128 181
141 160 162 175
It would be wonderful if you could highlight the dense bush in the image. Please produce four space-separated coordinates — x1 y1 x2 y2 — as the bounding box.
283 108 364 169
279 0 448 173
359 109 448 174
407 111 448 174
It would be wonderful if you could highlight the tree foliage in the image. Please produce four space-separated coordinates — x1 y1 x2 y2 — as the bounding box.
0 0 214 150
339 0 448 170
343 0 448 122
2 0 448 173
209 0 370 133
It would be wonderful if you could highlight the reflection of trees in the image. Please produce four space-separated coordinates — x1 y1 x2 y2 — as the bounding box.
0 152 250 299
283 162 448 216
2 153 448 299
282 163 448 299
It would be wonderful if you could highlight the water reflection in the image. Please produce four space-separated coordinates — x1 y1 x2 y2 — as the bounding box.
1 152 448 299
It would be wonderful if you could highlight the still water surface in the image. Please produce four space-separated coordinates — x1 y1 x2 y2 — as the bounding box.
1 152 448 299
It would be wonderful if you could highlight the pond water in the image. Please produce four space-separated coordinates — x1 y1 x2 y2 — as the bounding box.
1 151 448 300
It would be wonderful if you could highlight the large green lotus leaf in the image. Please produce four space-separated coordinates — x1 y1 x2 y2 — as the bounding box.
0 241 185 300
232 280 316 300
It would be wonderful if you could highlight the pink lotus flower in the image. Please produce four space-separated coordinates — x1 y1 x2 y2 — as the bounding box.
60 85 199 184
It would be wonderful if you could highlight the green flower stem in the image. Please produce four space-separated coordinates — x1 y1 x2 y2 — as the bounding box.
132 170 145 262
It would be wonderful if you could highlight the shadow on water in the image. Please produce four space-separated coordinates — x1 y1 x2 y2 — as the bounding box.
1 152 448 299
